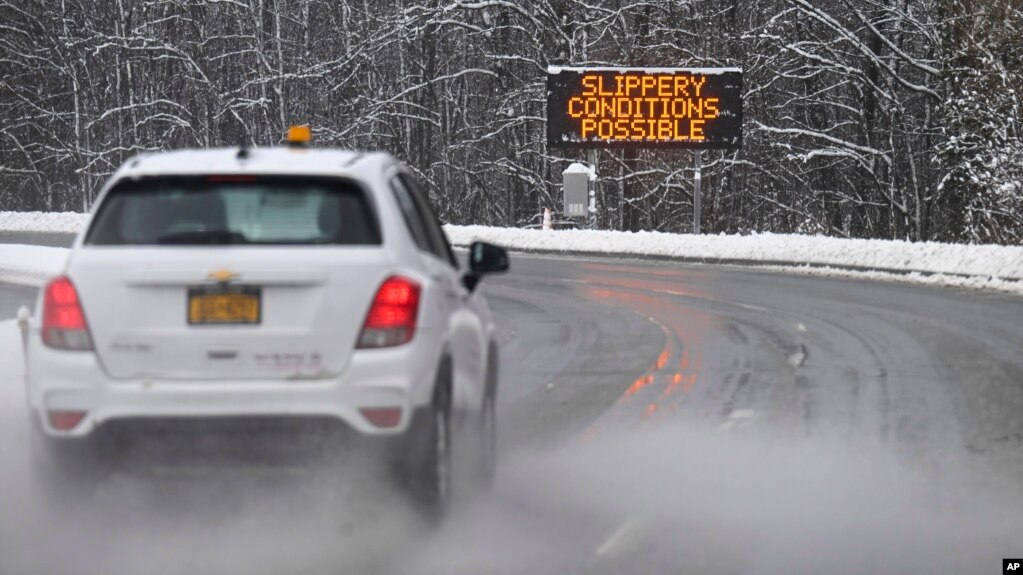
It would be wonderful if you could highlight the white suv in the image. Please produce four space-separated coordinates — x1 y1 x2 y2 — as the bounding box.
23 138 508 515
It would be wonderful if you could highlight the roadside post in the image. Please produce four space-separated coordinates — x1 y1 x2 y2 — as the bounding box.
17 305 30 360
693 150 702 234
546 66 743 234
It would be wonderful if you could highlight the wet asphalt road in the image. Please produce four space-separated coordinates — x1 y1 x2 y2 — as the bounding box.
1 233 1022 574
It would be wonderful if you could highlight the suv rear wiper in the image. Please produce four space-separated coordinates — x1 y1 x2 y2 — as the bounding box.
155 230 249 245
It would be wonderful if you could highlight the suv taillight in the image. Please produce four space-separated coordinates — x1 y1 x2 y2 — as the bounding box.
42 276 93 351
357 276 420 349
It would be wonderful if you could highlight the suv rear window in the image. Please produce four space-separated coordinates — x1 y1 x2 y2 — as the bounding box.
85 176 381 246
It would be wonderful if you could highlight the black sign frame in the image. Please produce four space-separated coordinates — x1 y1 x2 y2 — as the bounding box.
546 66 743 150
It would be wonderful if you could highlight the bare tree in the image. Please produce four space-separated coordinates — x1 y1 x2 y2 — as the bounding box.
0 0 1020 243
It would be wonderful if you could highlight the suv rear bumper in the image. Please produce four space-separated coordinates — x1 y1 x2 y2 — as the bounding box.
25 328 443 438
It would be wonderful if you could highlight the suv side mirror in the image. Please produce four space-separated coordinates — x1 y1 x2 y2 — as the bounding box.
463 241 509 292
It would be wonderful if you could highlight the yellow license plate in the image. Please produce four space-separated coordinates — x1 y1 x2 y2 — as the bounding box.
188 287 261 325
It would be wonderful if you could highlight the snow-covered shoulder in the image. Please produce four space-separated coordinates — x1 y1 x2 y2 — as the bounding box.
445 225 1023 294
0 211 89 234
0 244 68 287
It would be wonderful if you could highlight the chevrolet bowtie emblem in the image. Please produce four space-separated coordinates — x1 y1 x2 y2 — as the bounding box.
208 269 239 283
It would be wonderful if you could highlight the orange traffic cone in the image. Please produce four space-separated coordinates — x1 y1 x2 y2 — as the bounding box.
542 207 552 231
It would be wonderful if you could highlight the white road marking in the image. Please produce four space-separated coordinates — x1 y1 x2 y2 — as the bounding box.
796 322 807 332
716 409 756 433
596 517 644 557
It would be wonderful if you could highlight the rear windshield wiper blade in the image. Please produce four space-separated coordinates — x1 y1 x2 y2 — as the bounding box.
155 230 249 245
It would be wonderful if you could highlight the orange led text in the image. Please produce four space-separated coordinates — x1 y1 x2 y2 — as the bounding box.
566 73 721 142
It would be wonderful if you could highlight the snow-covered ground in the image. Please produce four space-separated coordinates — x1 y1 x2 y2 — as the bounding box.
444 225 1023 294
444 225 1023 279
1 211 1021 294
0 211 89 234
0 244 72 287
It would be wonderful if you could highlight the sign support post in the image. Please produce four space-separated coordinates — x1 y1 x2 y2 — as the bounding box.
587 148 598 229
693 150 702 234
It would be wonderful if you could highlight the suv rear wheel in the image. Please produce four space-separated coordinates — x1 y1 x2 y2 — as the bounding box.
398 358 452 520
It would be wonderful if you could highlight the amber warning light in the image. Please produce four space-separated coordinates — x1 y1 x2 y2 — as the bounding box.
546 67 742 149
287 124 311 147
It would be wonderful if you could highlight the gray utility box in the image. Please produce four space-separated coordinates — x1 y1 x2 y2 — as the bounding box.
562 162 592 218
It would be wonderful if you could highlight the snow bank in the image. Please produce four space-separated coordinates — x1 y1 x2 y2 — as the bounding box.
444 225 1023 285
0 211 1021 294
0 245 68 287
0 211 89 234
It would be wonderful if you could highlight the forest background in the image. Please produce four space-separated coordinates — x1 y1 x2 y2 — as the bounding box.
1 0 1021 243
